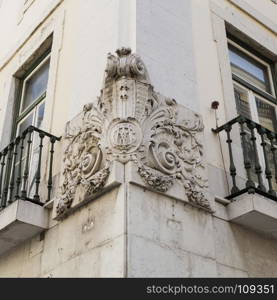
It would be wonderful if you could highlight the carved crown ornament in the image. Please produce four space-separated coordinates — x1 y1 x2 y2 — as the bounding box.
56 47 211 218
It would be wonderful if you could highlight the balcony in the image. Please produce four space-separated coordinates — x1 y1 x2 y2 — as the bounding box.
0 126 60 255
213 115 277 200
213 116 277 237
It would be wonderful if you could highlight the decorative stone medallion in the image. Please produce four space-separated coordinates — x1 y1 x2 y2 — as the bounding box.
108 119 142 154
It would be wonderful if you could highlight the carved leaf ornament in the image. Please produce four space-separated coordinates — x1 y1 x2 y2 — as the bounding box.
56 48 211 216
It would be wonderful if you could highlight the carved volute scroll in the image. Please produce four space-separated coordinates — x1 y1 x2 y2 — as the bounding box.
56 48 211 217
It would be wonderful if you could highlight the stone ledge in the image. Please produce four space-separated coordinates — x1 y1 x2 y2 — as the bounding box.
0 200 49 257
227 193 277 239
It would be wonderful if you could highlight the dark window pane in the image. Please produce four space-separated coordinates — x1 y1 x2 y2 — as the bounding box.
36 102 45 129
234 86 251 119
16 113 33 165
229 45 271 93
17 113 33 136
255 97 277 132
22 59 50 112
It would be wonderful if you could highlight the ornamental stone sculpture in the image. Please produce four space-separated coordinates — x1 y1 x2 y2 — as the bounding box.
56 48 211 218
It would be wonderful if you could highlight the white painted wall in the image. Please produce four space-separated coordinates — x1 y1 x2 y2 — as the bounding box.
136 0 199 112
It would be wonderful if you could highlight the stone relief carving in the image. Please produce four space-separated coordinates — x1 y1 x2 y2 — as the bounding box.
56 104 110 216
56 47 211 217
136 94 210 210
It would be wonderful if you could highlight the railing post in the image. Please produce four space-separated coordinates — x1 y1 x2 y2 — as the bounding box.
21 128 33 199
2 144 13 207
15 135 25 199
0 149 7 208
8 138 20 204
225 124 239 194
238 117 255 192
258 127 275 196
47 137 56 202
33 133 45 203
247 121 265 192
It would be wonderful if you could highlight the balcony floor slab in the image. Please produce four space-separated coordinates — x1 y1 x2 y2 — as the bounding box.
0 200 49 256
227 193 277 239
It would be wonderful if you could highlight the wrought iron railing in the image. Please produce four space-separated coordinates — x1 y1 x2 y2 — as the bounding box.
212 115 277 202
0 126 61 209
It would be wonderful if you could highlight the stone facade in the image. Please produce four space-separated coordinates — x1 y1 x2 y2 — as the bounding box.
0 0 276 277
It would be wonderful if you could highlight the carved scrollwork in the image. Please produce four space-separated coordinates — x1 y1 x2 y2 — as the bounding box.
137 92 210 210
149 140 179 175
56 104 109 217
57 48 211 217
81 167 110 196
105 47 150 82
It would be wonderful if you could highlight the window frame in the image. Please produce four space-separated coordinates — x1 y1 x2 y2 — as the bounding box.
12 48 51 140
227 34 277 105
227 37 277 132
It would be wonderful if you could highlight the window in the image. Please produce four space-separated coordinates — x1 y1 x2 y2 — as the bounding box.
228 39 277 131
16 54 50 136
228 39 277 190
229 44 272 94
228 40 276 130
12 53 51 199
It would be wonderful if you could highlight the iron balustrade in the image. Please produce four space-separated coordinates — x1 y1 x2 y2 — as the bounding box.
0 126 61 209
212 115 277 202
